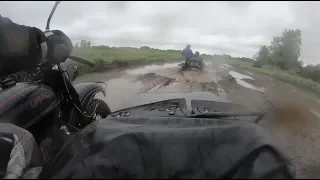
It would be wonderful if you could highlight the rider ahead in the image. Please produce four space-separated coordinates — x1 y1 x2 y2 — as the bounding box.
181 44 193 61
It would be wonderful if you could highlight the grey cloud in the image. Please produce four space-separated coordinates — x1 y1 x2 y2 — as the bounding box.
105 1 132 14
1 1 320 64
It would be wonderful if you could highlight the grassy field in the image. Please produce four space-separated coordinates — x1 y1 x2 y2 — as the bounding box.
231 60 320 95
72 46 182 75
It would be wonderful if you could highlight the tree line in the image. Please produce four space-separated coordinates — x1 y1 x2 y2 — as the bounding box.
253 29 320 82
73 41 183 53
75 40 92 48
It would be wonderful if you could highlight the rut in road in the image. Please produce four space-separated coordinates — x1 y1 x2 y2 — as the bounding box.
136 73 176 92
134 67 223 98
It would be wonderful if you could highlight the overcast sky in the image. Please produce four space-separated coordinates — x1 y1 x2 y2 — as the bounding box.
1 1 320 64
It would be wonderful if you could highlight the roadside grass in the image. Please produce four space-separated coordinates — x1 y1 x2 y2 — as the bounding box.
231 60 320 95
72 47 182 75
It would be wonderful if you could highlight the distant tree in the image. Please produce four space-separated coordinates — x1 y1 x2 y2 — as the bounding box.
269 29 302 70
252 28 302 70
86 41 91 48
80 40 88 48
83 40 87 48
75 43 79 48
80 40 84 48
253 45 271 68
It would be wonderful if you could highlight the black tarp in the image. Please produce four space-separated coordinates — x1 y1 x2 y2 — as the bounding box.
41 117 295 179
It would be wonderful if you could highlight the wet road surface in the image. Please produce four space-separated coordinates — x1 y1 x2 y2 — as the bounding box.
75 58 320 178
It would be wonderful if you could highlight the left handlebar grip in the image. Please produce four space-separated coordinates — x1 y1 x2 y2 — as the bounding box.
69 55 96 67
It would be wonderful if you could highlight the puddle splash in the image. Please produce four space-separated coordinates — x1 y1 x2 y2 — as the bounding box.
126 62 182 75
229 71 265 92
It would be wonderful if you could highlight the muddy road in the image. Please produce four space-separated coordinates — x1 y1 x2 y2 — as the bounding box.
75 58 320 178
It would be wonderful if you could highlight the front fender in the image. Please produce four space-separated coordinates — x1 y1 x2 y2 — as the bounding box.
73 82 106 109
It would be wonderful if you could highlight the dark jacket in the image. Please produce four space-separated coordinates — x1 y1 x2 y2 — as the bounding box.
0 15 46 77
181 47 193 59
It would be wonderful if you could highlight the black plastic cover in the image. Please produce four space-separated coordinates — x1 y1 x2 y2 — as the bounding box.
41 117 295 179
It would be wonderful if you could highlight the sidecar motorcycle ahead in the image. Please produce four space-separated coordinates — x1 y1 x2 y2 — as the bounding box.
182 52 204 71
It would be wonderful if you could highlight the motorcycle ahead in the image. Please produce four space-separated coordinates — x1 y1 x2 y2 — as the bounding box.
0 1 111 162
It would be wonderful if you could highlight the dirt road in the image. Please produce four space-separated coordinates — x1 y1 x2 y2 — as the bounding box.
75 58 320 178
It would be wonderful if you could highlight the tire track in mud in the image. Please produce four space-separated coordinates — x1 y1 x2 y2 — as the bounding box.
136 73 176 93
180 69 219 94
134 66 224 98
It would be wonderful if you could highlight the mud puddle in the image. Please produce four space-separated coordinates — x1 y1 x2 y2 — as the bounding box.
94 77 144 111
136 73 176 92
126 62 182 76
77 61 236 110
77 61 264 110
229 70 266 92
219 63 232 70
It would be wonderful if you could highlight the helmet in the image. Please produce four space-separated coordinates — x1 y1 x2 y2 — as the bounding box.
195 51 200 56
186 44 191 48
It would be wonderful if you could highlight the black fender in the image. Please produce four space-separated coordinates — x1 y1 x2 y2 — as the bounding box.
62 82 107 129
73 82 106 109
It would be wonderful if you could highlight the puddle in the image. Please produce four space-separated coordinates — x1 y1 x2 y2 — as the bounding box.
219 66 229 70
207 69 217 73
229 71 265 92
219 63 231 70
95 77 144 111
229 71 253 80
79 60 230 110
126 62 182 76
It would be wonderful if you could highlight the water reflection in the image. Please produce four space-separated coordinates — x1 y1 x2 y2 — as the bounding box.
229 71 265 92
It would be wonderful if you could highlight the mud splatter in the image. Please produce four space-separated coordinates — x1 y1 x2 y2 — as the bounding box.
200 81 218 94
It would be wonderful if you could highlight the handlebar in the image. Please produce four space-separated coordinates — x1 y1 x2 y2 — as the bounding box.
45 2 96 68
69 55 96 67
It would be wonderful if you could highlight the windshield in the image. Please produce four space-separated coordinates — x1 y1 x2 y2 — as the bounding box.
2 1 320 178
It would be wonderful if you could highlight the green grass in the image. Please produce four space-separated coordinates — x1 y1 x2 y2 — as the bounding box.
72 47 182 75
231 60 320 95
